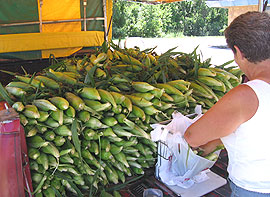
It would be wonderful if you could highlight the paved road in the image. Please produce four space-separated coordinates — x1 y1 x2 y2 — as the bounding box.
119 36 237 67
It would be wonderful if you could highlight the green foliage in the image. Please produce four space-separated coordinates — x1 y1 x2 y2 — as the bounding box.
112 0 228 38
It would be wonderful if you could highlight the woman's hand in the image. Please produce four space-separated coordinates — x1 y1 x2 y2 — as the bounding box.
198 139 223 156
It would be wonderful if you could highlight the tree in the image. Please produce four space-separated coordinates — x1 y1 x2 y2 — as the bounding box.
112 0 228 39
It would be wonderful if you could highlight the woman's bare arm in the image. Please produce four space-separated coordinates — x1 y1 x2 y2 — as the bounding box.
184 84 258 147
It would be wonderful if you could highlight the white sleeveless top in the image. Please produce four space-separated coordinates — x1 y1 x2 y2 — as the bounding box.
221 79 270 193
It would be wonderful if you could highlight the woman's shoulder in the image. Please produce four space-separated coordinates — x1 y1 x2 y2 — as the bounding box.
222 84 258 122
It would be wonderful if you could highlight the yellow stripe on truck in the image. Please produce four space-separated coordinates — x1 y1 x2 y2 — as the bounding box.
0 31 104 54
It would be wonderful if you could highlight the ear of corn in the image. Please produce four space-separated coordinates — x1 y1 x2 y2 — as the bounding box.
167 81 189 92
122 96 133 112
108 85 121 93
12 101 24 112
78 87 101 101
82 149 104 170
150 88 164 98
143 105 161 116
50 109 64 125
125 95 152 108
89 141 99 155
27 135 49 148
170 79 191 87
89 54 97 64
83 128 99 141
104 163 118 184
160 93 174 102
37 111 49 122
45 117 60 128
112 104 122 114
112 64 142 72
85 117 109 129
41 142 60 159
93 52 107 64
131 92 154 101
32 172 43 183
19 114 28 126
49 97 69 110
113 50 120 59
44 131 56 141
98 89 117 108
6 81 35 90
115 83 131 91
59 154 74 164
211 79 226 93
114 152 129 168
187 95 197 103
65 106 76 118
128 56 143 66
170 94 186 103
23 105 40 119
110 92 126 104
190 82 213 99
27 118 38 126
15 75 45 88
147 54 157 65
33 99 57 112
195 80 219 102
114 114 126 124
112 125 134 138
100 138 111 152
107 49 113 60
156 101 174 111
154 83 184 96
198 68 216 77
229 78 241 87
65 92 85 111
35 76 60 89
131 82 155 93
54 136 66 146
215 72 234 91
168 58 186 74
115 51 131 65
144 55 152 67
103 127 117 137
110 144 123 155
102 117 118 127
175 99 189 108
198 76 223 87
199 97 215 108
46 69 77 85
124 125 150 139
210 67 239 81
84 99 111 112
77 110 91 123
111 74 129 84
62 71 81 79
28 147 41 160
130 105 146 121
33 149 48 166
5 86 26 97
95 68 107 78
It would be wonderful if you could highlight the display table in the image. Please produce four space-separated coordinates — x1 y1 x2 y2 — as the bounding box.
113 149 231 197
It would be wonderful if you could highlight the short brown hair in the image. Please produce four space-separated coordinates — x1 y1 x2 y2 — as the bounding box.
225 11 270 63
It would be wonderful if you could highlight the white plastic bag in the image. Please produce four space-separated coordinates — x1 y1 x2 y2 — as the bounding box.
151 106 219 188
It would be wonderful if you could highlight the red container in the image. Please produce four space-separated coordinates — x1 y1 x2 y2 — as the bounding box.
20 123 33 196
0 101 33 197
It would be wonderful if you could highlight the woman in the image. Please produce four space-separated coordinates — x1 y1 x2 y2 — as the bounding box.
184 11 270 196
